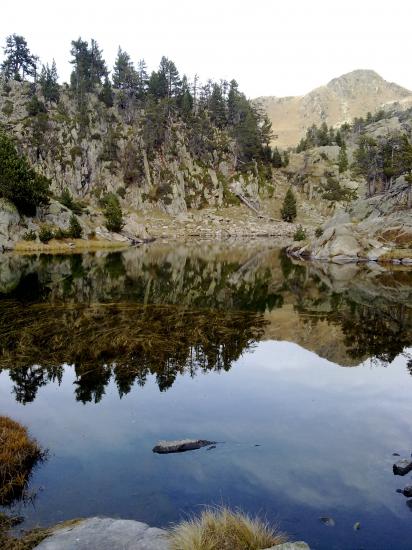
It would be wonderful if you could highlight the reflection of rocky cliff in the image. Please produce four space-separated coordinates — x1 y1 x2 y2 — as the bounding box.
0 243 411 403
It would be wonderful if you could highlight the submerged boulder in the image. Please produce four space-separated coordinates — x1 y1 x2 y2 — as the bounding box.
152 439 216 454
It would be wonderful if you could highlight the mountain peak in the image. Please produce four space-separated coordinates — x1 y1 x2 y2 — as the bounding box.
257 70 412 148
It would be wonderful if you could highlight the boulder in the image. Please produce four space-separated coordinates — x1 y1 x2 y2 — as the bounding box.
34 517 168 550
393 459 412 476
152 439 216 454
0 198 22 249
401 486 412 497
265 543 310 550
328 234 361 259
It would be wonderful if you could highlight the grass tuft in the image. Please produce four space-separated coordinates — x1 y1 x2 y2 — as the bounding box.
0 416 43 505
169 506 287 550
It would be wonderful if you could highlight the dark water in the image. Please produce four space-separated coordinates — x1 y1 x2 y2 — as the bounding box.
1 242 412 549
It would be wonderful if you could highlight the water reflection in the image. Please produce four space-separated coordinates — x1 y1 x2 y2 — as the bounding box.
0 243 412 404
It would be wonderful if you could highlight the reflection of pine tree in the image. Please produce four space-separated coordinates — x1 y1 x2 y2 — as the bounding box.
407 358 412 376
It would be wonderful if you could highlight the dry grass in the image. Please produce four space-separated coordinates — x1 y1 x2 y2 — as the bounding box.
14 238 129 254
0 416 43 505
169 507 287 550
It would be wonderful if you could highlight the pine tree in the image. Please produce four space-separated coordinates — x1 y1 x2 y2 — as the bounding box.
68 214 83 238
98 76 114 107
136 59 148 98
103 194 123 232
159 56 181 98
281 188 297 222
178 75 193 119
1 34 38 81
209 83 226 128
272 147 283 168
338 143 348 173
70 38 107 100
0 132 50 215
112 48 137 92
39 60 60 104
227 79 239 125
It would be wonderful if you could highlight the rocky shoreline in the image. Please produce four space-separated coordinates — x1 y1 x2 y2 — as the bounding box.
33 517 310 550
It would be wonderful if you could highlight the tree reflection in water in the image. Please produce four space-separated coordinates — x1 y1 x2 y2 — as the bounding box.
0 246 412 403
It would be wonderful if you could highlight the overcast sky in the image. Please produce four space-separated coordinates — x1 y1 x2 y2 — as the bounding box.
1 0 411 98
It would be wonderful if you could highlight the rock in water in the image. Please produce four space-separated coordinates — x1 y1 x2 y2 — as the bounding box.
152 439 216 454
319 516 335 527
393 459 412 476
402 486 412 497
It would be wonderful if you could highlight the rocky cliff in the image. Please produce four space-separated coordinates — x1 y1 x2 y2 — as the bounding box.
256 70 412 148
0 80 269 218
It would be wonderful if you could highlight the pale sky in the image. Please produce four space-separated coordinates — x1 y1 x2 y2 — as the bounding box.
1 0 411 98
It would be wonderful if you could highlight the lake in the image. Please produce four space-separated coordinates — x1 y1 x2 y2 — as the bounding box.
1 241 412 549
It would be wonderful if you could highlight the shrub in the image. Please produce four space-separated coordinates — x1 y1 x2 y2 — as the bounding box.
102 193 123 233
293 225 306 241
1 100 13 117
315 227 323 238
68 214 82 239
0 132 50 216
117 186 126 199
281 187 297 222
59 187 74 210
321 176 355 202
22 229 37 241
0 416 43 505
26 95 46 117
59 188 84 215
38 225 54 243
169 507 287 550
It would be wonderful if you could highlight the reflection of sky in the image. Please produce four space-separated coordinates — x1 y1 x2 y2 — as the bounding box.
1 342 412 549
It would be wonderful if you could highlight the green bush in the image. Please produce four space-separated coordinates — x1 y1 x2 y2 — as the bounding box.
0 132 50 216
38 225 54 243
59 188 84 215
26 95 46 117
117 186 126 199
281 187 297 222
22 229 37 241
293 226 306 241
321 176 355 202
102 193 123 233
1 100 13 117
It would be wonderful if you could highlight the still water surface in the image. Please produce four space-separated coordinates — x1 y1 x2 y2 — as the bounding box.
1 242 412 549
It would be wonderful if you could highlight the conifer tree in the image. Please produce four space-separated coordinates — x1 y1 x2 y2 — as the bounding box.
98 76 114 107
1 34 38 81
272 147 283 168
338 143 348 173
281 187 297 222
39 60 60 104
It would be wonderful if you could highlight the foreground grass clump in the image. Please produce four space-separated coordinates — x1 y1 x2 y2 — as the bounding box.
0 513 49 550
169 507 286 550
0 416 43 505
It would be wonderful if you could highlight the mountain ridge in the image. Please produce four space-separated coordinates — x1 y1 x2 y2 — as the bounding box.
256 69 412 148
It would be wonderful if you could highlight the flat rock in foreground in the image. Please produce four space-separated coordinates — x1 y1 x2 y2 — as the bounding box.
34 517 169 550
152 439 216 453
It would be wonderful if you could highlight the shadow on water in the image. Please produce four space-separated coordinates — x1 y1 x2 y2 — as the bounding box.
0 244 412 403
